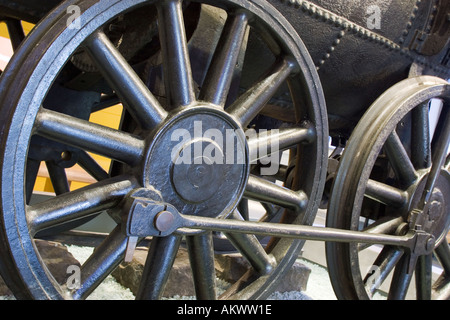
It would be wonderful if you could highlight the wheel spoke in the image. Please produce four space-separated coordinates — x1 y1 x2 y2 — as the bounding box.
411 103 431 170
357 216 404 252
45 161 70 195
361 216 405 235
260 203 280 221
91 94 121 113
77 151 109 181
244 175 307 213
72 225 128 300
433 276 450 300
363 246 404 296
228 57 296 127
224 211 276 275
247 125 315 163
238 199 249 221
85 30 167 129
384 131 418 187
415 254 432 300
5 18 25 51
27 175 136 235
433 235 449 299
199 11 249 107
25 158 41 204
35 109 145 165
186 233 217 300
157 0 196 107
435 241 450 276
419 106 450 208
387 253 415 300
365 179 408 208
136 235 182 300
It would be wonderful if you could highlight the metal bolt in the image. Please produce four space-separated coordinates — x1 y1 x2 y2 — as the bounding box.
427 200 442 221
154 210 175 232
395 222 409 236
425 236 435 252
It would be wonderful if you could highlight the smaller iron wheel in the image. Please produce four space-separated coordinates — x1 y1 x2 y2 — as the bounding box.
326 76 450 300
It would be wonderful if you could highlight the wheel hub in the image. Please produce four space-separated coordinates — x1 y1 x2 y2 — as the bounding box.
408 169 450 246
172 139 225 203
143 105 249 218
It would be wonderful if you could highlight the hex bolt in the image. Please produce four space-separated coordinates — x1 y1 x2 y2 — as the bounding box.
154 210 175 233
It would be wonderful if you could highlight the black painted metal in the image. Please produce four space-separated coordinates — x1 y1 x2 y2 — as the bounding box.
0 0 448 300
265 0 450 137
0 0 327 300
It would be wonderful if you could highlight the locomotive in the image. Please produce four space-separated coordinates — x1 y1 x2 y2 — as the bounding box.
0 0 448 300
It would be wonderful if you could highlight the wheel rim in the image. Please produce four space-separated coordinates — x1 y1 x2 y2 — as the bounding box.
0 0 328 299
326 76 450 300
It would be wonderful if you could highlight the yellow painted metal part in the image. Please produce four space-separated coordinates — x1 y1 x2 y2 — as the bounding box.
0 21 34 37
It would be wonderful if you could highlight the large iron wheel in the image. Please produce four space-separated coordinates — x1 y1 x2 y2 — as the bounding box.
326 76 450 299
0 0 328 299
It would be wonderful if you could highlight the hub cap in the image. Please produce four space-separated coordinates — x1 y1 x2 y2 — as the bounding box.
408 169 450 246
144 105 249 218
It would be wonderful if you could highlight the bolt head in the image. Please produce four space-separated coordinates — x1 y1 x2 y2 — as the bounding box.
427 200 442 221
425 236 436 252
154 210 175 232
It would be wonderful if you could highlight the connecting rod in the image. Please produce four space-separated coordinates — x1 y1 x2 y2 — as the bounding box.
124 196 420 255
180 214 417 249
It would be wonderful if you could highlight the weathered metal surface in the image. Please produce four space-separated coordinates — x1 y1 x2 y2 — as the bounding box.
0 0 328 300
265 0 450 137
0 0 62 23
0 0 448 301
326 76 450 300
1 1 448 137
